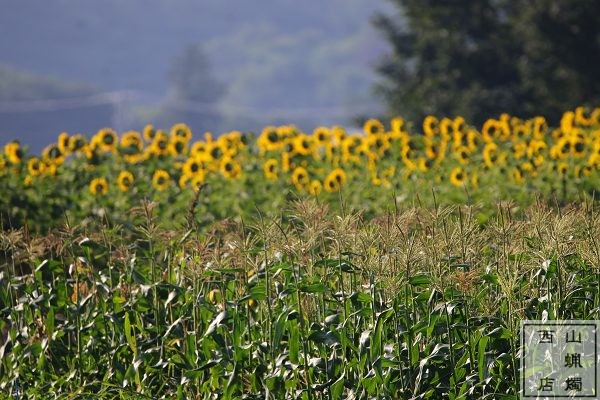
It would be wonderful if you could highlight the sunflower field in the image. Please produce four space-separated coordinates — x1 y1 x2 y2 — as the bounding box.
1 107 600 398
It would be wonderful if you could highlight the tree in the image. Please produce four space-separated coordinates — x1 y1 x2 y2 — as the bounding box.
150 44 226 134
373 0 600 125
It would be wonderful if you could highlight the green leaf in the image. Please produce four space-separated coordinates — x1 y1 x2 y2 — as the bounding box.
409 274 431 286
124 312 137 356
299 282 327 293
478 335 489 381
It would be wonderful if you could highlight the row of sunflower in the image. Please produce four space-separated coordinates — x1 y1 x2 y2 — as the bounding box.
1 106 600 198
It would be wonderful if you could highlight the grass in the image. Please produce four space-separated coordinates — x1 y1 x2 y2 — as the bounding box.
2 195 600 399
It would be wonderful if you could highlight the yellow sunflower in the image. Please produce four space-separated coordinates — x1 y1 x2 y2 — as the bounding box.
512 168 525 184
324 174 341 193
121 131 144 152
183 156 205 177
220 156 242 179
152 170 171 191
90 177 109 195
482 143 499 167
42 144 65 166
143 124 157 142
4 142 24 164
363 119 385 136
326 168 347 187
150 132 170 157
556 162 568 177
455 146 470 165
258 126 282 152
313 127 331 146
263 158 279 180
532 117 548 140
27 157 44 176
291 166 310 190
117 171 134 192
292 134 314 156
57 132 71 155
449 167 467 187
170 123 192 141
309 180 322 196
94 128 118 152
169 136 189 156
69 134 88 153
571 137 586 158
423 115 439 137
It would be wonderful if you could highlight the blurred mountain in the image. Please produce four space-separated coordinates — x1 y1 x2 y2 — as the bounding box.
0 0 392 146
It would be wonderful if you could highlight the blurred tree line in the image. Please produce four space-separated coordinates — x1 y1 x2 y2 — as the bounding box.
374 0 600 125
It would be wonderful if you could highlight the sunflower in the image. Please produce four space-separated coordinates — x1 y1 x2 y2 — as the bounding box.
425 139 446 161
466 129 481 152
94 128 118 152
27 157 44 176
511 168 525 184
324 174 341 192
189 172 206 192
452 116 466 135
150 132 170 157
57 132 71 155
439 117 453 140
449 167 467 187
390 117 406 137
117 171 134 192
512 141 527 159
308 180 322 196
327 168 347 187
332 126 347 143
582 165 594 177
313 127 331 146
423 115 439 137
220 156 242 179
90 177 109 195
170 123 192 141
258 126 282 152
190 141 210 157
4 142 24 164
481 119 502 142
571 137 586 158
152 170 171 191
482 143 499 167
532 117 548 140
556 162 568 177
554 138 570 159
367 133 390 156
418 157 436 172
263 158 279 180
455 146 470 165
575 106 593 127
292 134 314 156
363 119 385 136
183 156 205 177
341 136 361 162
291 166 310 190
560 111 575 135
143 124 157 142
121 131 144 152
169 136 189 156
42 144 65 166
69 134 88 153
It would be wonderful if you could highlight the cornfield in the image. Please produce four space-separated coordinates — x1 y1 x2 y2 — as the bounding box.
1 107 600 398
